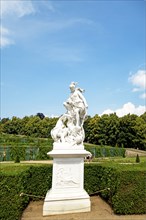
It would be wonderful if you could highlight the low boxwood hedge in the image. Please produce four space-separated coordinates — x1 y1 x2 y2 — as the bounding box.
0 162 145 220
112 170 146 214
0 170 29 220
0 164 52 220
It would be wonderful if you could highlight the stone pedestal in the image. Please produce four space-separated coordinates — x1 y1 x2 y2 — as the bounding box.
43 144 91 216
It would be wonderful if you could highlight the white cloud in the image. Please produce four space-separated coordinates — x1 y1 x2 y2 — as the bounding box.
50 114 59 118
1 0 35 18
132 88 141 92
140 93 146 99
101 102 145 117
129 69 146 99
101 109 114 115
0 26 14 48
129 69 146 90
1 0 36 48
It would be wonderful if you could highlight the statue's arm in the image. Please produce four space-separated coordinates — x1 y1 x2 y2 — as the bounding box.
78 91 88 108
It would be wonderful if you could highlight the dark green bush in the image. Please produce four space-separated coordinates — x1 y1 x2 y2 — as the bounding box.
112 170 146 214
0 165 52 220
136 154 140 163
15 155 20 163
0 135 126 161
0 162 145 220
0 172 29 220
35 145 52 160
21 165 52 200
84 144 126 158
0 145 52 162
84 164 118 204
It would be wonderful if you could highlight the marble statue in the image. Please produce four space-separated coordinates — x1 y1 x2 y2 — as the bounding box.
43 82 91 216
51 82 88 146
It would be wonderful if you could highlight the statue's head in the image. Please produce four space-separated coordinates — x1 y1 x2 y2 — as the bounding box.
69 82 77 91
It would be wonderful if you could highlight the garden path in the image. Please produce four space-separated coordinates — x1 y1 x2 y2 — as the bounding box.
21 196 146 220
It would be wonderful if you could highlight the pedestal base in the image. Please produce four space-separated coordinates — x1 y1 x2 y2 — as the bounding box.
43 189 90 215
43 147 91 216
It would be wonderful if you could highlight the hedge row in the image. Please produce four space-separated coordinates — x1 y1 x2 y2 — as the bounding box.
0 134 53 145
85 144 126 158
0 163 146 220
0 164 52 220
0 144 126 162
0 145 53 162
0 170 29 220
112 170 146 214
85 163 146 214
0 134 126 162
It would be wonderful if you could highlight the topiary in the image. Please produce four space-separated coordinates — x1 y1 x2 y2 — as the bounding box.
136 154 140 163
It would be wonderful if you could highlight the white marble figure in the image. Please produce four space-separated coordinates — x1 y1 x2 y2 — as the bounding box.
51 82 88 146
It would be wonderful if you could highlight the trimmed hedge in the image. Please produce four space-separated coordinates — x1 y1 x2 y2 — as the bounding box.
0 134 53 161
0 145 125 162
84 144 126 158
0 145 53 162
0 162 146 220
0 171 29 220
0 164 52 220
21 165 52 200
0 134 53 146
112 170 146 214
0 134 126 162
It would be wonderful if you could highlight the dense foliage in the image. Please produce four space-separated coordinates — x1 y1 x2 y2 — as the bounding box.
84 113 146 150
0 134 53 161
0 134 125 161
0 115 58 138
112 170 146 214
0 162 146 220
0 112 146 150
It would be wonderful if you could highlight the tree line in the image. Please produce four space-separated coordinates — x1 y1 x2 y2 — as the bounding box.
0 112 146 150
84 112 146 150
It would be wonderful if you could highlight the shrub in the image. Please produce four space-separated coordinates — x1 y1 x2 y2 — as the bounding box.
21 165 52 199
112 170 146 214
15 155 20 163
0 164 52 220
84 164 117 204
136 154 140 163
0 161 146 220
0 170 29 220
84 144 126 158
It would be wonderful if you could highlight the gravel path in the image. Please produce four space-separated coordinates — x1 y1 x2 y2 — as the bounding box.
21 196 146 220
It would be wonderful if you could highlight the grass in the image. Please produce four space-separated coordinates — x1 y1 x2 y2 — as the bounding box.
84 143 113 148
93 156 146 163
0 163 49 175
1 156 146 174
0 163 32 175
92 156 146 171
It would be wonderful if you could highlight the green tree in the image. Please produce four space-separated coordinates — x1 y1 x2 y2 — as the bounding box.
2 117 22 134
36 113 45 120
98 113 119 146
83 115 91 142
24 116 41 137
132 116 146 150
117 114 138 148
84 114 100 144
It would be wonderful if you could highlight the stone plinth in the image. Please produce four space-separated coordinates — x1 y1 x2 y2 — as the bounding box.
43 145 91 216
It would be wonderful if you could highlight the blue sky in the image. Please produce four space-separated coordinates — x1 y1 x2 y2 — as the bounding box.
1 0 146 118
